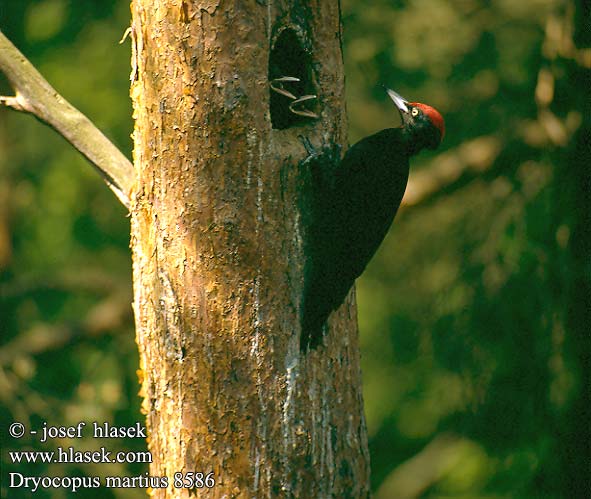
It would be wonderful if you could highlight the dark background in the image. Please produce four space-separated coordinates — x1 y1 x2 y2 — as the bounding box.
1 1 588 498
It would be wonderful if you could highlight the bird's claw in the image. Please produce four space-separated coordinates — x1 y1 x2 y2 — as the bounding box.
298 135 316 157
270 77 318 119
289 95 318 119
269 76 300 100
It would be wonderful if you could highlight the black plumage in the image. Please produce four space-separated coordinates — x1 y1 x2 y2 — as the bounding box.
301 89 444 349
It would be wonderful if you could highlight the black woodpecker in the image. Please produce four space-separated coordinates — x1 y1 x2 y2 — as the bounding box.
301 88 445 349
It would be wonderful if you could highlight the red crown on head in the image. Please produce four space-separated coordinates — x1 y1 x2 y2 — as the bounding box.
411 102 445 142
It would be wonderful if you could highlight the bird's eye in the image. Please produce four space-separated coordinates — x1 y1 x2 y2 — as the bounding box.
411 107 420 117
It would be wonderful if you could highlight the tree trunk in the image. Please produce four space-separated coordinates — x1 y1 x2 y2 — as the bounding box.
129 1 370 497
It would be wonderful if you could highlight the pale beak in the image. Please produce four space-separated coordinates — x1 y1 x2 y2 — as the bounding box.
385 87 409 114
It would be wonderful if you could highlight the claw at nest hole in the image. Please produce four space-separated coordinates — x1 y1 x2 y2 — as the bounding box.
269 76 318 119
269 76 300 100
289 95 318 119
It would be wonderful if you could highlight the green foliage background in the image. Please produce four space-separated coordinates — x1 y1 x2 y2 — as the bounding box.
1 1 588 498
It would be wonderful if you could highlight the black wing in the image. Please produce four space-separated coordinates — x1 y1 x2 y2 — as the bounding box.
301 129 409 349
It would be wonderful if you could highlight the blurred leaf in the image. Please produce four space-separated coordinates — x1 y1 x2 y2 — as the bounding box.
25 0 67 42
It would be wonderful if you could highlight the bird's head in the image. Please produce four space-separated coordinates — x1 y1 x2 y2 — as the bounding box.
386 88 445 155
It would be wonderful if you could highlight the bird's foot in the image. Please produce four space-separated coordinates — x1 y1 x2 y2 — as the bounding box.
289 95 318 119
269 76 300 100
270 76 318 119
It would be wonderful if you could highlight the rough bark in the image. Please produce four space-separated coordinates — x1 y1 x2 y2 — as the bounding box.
129 1 370 497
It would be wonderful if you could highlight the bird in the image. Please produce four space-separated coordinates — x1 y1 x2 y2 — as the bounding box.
300 87 445 349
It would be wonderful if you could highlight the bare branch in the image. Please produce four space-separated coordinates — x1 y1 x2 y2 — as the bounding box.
0 30 134 208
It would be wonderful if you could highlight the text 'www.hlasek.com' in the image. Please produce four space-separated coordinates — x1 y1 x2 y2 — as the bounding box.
5 421 216 494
